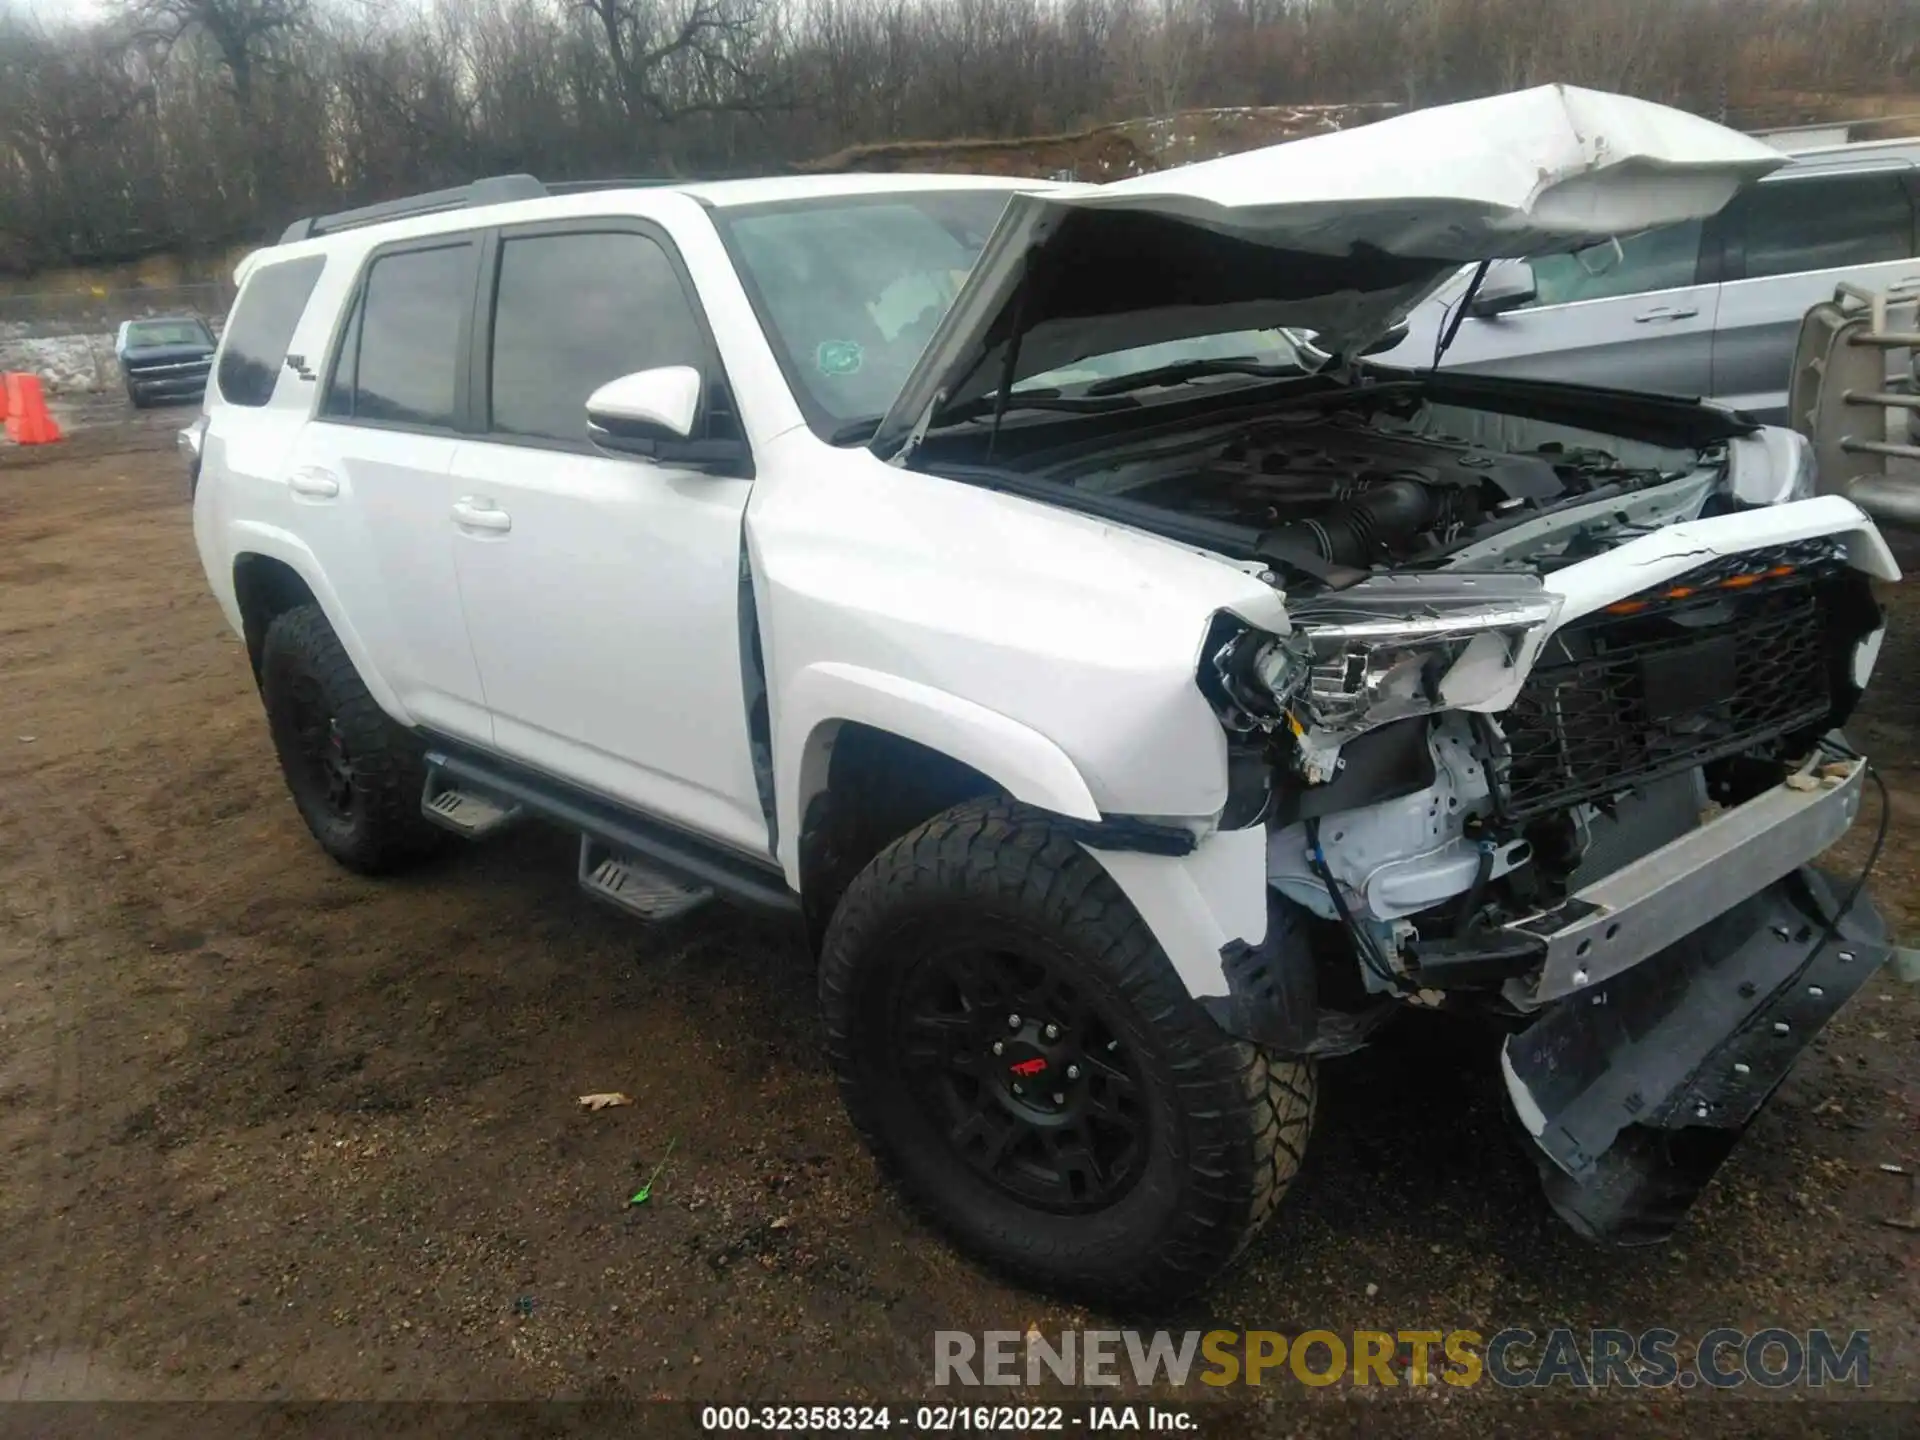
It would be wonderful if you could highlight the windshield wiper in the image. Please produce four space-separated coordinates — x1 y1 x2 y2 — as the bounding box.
832 391 1134 448
1082 357 1299 397
939 391 1139 426
1430 260 1491 369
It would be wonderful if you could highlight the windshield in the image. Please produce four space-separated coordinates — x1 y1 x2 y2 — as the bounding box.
720 191 1321 440
125 319 211 348
717 190 1019 431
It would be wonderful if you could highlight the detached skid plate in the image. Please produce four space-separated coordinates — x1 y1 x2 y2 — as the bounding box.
1501 868 1890 1245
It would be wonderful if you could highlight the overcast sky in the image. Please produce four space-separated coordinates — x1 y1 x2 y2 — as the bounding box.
19 0 112 21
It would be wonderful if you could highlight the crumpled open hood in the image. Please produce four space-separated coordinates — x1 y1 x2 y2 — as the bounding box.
871 85 1784 459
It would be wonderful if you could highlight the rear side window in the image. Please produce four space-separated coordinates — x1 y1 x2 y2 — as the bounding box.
1727 173 1915 280
487 230 707 444
216 255 324 407
1525 220 1704 308
324 242 473 428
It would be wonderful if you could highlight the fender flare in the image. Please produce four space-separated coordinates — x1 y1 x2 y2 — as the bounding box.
775 661 1102 876
228 519 416 727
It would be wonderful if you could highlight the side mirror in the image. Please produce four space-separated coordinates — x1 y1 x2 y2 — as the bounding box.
586 365 701 452
583 366 748 474
585 364 753 474
1466 259 1537 319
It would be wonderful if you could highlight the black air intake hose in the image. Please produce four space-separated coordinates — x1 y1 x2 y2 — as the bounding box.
1263 478 1437 568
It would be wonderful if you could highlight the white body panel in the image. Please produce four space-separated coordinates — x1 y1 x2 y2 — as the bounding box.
296 423 492 743
446 439 770 855
744 428 1290 876
1076 85 1783 254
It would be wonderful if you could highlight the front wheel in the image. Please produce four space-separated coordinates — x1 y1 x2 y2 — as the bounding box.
819 799 1315 1304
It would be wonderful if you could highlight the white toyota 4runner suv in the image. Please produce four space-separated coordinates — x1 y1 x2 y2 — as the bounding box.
190 86 1900 1303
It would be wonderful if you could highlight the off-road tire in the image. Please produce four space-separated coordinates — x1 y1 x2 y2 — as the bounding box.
260 604 443 875
819 798 1315 1305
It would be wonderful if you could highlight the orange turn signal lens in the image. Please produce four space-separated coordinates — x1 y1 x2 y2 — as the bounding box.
1607 563 1796 614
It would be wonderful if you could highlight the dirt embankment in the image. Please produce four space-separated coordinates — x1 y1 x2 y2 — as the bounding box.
801 103 1401 180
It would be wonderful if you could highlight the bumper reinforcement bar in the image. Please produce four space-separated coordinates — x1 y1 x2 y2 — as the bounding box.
1507 754 1865 1004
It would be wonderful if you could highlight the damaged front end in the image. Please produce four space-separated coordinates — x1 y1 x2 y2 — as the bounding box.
1201 487 1896 1243
859 83 1899 1245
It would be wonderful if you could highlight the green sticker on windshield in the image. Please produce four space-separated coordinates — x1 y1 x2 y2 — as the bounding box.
816 340 864 377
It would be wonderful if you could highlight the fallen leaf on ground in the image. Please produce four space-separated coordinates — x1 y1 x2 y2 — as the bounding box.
578 1092 634 1111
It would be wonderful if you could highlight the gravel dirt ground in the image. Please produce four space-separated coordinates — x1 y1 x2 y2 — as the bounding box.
0 408 1915 1437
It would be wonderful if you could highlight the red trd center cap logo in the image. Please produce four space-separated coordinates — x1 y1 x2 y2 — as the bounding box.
1008 1057 1048 1078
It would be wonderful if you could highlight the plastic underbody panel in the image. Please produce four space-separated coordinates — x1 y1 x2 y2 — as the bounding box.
1502 868 1890 1245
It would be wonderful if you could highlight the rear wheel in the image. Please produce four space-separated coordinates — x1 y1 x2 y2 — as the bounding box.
259 604 442 875
819 798 1315 1304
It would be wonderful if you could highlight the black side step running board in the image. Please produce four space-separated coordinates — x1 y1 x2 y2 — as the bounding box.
422 743 798 916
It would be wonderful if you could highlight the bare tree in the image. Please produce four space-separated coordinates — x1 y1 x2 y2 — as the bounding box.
576 0 778 125
6 0 1920 276
120 0 310 110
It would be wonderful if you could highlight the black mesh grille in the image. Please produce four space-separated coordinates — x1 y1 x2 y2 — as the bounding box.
1500 580 1833 820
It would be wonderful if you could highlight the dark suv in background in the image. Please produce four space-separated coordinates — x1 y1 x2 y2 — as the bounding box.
116 316 217 408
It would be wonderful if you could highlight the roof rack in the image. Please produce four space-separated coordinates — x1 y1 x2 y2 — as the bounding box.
277 173 548 245
276 174 691 244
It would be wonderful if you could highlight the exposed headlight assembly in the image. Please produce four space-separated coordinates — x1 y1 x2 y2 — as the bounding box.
1728 426 1817 505
1287 574 1561 735
1207 624 1309 732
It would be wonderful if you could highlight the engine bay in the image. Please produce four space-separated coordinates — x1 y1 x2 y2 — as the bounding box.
987 374 1719 581
1073 413 1644 570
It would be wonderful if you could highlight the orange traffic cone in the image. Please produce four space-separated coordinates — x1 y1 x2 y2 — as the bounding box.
4 372 62 445
0 373 11 425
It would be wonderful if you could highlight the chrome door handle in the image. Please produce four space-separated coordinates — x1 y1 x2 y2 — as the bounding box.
452 497 512 533
1633 306 1700 323
287 466 340 499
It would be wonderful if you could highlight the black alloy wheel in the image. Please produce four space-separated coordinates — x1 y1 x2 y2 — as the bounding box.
894 940 1149 1212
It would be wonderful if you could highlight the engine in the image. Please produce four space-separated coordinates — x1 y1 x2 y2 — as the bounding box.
1111 413 1622 569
